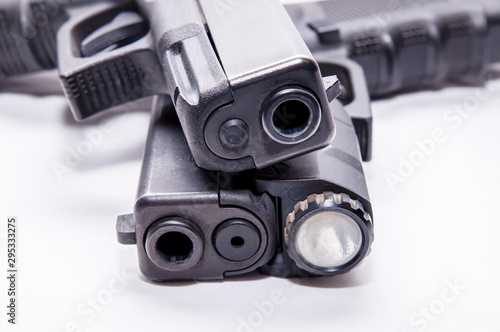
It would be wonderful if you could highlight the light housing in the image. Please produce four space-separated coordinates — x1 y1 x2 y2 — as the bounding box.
285 192 373 276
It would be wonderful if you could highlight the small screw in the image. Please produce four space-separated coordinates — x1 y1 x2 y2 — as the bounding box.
219 119 249 149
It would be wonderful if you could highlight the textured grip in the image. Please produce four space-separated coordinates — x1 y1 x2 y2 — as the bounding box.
26 2 63 70
0 8 28 77
330 0 493 95
320 0 445 22
0 1 68 79
291 0 500 96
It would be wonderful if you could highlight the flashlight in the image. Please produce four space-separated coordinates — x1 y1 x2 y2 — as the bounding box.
284 192 372 275
257 98 374 278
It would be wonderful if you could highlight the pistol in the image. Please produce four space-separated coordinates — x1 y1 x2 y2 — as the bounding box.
1 0 343 172
3 0 500 282
116 95 373 281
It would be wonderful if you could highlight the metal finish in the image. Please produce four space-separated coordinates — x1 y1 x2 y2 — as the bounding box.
0 0 341 173
117 96 373 280
117 96 277 281
255 98 374 278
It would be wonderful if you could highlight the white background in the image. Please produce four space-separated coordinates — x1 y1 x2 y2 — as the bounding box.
1 71 500 331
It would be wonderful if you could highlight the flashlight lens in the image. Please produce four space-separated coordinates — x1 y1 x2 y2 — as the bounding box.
295 211 362 269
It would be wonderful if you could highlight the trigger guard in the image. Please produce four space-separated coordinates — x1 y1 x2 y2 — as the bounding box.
57 2 167 121
80 11 148 57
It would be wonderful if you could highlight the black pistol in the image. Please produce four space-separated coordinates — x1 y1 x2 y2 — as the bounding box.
117 95 373 281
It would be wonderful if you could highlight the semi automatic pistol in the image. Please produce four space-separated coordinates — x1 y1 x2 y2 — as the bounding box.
117 95 373 280
1 0 344 172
